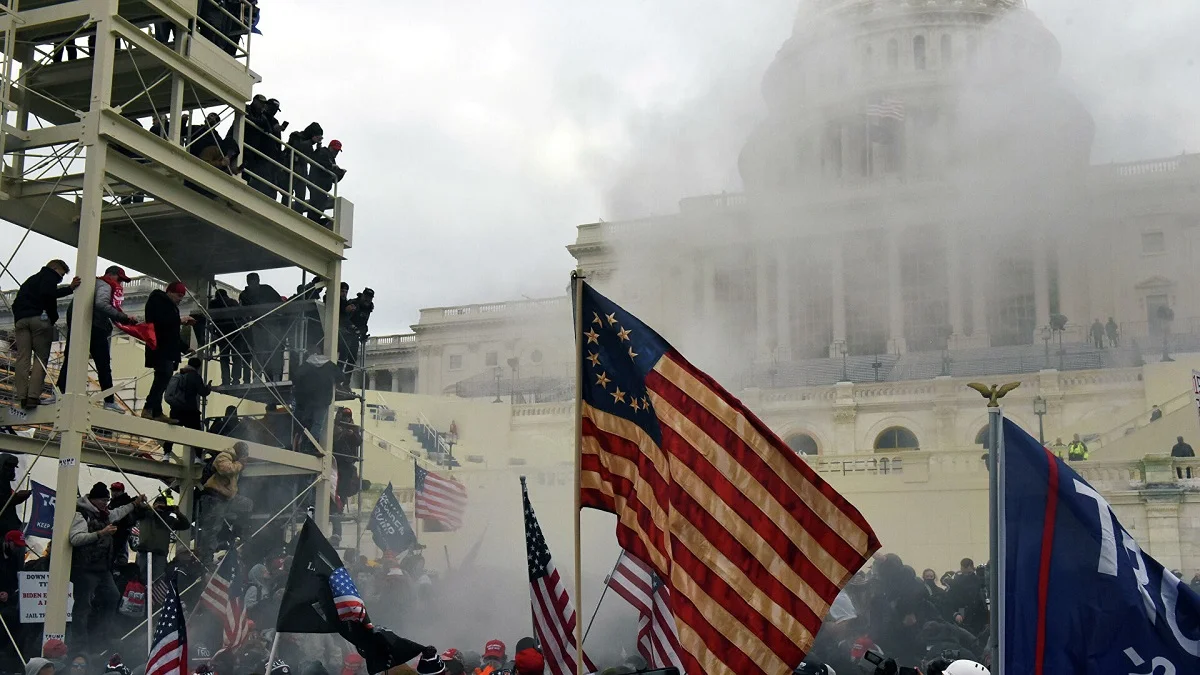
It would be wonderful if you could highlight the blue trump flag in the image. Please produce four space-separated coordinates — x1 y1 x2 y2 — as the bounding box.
1003 417 1200 674
367 483 416 554
24 481 55 538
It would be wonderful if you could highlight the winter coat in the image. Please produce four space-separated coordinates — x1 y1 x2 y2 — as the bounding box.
203 447 244 499
308 146 345 194
69 497 138 572
144 289 183 368
134 505 191 555
65 278 127 335
0 483 26 537
239 283 282 308
0 549 23 596
169 365 211 414
25 658 53 675
108 492 144 566
292 355 339 409
12 266 72 323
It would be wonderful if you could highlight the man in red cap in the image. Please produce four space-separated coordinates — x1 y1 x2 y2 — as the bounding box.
476 640 505 675
307 139 346 226
57 265 134 413
142 281 194 423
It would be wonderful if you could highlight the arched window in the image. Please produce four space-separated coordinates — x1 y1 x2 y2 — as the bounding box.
913 36 926 70
941 34 953 67
874 427 919 451
975 426 989 449
862 44 873 76
887 39 899 70
786 433 819 456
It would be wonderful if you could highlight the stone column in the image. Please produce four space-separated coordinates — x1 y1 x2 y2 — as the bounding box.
887 229 906 354
833 381 856 454
367 370 377 391
831 239 847 356
946 224 964 338
1034 234 1051 331
776 250 792 361
756 247 772 361
391 369 402 393
1140 481 1184 572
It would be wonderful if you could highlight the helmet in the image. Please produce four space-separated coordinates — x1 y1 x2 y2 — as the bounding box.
944 661 989 675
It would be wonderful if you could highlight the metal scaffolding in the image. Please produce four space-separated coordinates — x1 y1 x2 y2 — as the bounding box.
0 0 355 643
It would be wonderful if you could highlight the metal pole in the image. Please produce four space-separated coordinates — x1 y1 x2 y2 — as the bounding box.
46 3 117 639
571 271 586 675
265 631 280 674
988 406 1003 673
1037 413 1044 445
146 552 153 655
582 550 623 645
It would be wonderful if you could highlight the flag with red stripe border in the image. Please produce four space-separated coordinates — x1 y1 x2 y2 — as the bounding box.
575 281 880 675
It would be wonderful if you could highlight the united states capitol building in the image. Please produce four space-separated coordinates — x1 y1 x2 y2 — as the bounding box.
4 0 1200 570
355 0 1200 567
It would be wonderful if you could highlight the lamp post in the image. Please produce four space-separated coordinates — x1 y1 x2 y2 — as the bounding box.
1041 325 1052 369
1033 395 1047 444
834 339 848 381
507 357 520 404
493 366 502 403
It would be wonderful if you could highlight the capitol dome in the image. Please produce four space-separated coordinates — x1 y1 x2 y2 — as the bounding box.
738 0 1091 194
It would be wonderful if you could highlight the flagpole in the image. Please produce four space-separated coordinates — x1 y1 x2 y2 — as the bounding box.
996 406 1008 675
582 550 623 645
265 631 280 674
571 270 586 675
413 459 421 548
146 552 154 657
975 381 1017 674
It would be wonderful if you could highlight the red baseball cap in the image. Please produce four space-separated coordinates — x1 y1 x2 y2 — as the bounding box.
110 481 125 492
166 281 187 295
43 638 67 658
483 640 505 659
329 139 342 151
3 531 25 547
105 265 132 282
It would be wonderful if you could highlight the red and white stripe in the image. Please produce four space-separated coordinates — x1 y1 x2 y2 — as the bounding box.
530 559 594 675
867 98 906 120
607 553 686 672
416 471 467 529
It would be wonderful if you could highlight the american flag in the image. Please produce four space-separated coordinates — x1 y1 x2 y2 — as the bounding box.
521 477 595 675
152 576 169 605
866 97 905 121
329 567 367 622
414 462 467 530
146 573 187 675
577 281 880 675
606 552 685 672
199 549 250 649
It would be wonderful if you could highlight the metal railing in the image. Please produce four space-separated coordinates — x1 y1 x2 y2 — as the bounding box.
194 0 257 66
1087 388 1195 450
240 116 341 226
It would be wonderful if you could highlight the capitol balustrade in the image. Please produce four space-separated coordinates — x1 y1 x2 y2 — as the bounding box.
417 297 570 325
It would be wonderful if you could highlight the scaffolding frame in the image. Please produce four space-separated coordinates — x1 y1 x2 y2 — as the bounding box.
0 0 353 642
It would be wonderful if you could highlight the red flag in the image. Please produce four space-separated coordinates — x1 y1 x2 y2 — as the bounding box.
118 322 157 350
577 282 880 675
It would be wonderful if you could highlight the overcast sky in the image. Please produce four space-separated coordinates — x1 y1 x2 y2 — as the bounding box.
2 0 1197 334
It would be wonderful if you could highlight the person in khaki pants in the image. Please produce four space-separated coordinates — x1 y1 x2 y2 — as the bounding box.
11 259 79 409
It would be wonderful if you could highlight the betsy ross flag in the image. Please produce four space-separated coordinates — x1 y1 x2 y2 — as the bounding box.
414 461 467 530
576 280 879 675
1002 418 1200 674
607 552 686 673
521 477 594 675
146 572 187 675
199 548 250 649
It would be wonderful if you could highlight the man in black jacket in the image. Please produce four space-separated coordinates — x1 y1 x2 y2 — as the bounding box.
11 259 79 409
0 455 29 537
209 289 247 386
243 95 281 199
306 139 345 225
142 281 195 423
240 273 284 382
286 122 323 215
292 354 339 455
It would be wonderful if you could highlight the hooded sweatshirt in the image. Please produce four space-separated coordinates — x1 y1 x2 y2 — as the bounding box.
26 658 54 675
70 496 138 571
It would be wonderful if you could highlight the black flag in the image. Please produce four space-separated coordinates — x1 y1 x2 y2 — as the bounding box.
275 518 426 673
367 483 417 554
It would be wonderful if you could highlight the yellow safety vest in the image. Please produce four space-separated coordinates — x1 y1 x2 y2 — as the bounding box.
1068 441 1088 461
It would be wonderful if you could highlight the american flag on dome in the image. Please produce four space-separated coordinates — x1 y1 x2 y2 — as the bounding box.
329 567 367 622
414 461 467 530
199 549 250 649
145 572 187 675
606 551 686 673
576 280 880 675
521 477 594 675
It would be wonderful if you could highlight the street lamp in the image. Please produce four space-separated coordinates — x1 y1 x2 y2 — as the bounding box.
1033 395 1047 444
507 357 520 404
1041 325 1052 369
834 339 848 381
493 366 502 403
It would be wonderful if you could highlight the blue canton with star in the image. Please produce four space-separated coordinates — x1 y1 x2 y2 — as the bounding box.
576 283 671 445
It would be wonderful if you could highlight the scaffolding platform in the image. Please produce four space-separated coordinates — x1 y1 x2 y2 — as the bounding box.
0 0 359 639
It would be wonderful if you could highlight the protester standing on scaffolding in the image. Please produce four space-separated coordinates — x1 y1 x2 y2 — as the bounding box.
10 259 79 410
56 266 135 412
143 281 194 424
286 122 323 215
307 139 346 226
209 288 247 386
240 273 285 382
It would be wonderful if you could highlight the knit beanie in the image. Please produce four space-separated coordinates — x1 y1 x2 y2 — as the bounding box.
87 482 109 500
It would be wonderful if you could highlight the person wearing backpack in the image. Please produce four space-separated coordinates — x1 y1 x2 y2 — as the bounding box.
162 358 212 461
